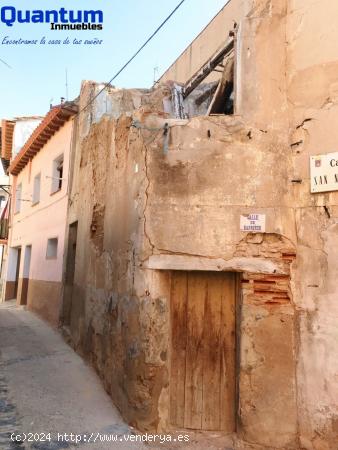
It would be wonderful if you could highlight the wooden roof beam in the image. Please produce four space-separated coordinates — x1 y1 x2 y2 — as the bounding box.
183 39 234 99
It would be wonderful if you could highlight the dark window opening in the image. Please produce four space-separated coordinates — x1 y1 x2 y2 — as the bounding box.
207 56 234 115
170 37 236 119
57 160 63 191
51 154 64 194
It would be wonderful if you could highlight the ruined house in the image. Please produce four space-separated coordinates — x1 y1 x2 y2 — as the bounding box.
60 0 338 449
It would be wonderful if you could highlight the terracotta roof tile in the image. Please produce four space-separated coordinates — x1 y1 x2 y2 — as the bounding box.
1 119 15 161
9 103 78 176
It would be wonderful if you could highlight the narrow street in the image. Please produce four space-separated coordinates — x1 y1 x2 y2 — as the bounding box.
0 302 234 450
0 301 145 450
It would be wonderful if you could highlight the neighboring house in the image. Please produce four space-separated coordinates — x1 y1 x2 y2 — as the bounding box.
0 118 41 301
0 172 10 298
3 103 77 326
1 117 43 173
59 0 338 449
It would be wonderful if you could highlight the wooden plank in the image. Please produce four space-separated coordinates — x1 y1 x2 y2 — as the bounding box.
201 272 222 430
170 271 188 427
183 39 234 98
220 272 236 432
184 272 207 429
170 271 237 432
207 55 234 115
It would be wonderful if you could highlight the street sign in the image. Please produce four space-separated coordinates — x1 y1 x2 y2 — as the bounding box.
310 152 338 193
240 214 266 232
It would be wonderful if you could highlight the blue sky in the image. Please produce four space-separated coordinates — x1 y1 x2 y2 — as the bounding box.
0 0 227 119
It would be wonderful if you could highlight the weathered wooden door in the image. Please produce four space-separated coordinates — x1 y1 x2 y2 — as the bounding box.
170 271 236 432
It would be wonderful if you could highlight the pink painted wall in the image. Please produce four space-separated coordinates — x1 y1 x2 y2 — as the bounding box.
9 119 73 283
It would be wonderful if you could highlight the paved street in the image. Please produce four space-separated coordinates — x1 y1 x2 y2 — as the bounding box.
0 301 146 450
0 302 234 450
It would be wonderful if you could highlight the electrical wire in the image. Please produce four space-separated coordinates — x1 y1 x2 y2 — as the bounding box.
78 0 187 115
0 58 11 69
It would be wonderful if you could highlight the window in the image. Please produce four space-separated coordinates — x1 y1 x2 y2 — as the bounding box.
32 173 41 205
207 55 234 115
51 154 64 194
46 238 58 259
15 183 22 213
173 36 236 118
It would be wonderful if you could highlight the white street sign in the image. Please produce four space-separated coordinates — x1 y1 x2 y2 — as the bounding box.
240 214 266 232
310 152 338 193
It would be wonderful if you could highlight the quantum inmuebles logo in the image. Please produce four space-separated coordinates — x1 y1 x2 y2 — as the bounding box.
0 6 103 30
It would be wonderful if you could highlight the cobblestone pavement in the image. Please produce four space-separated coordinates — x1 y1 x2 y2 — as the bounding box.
0 302 234 450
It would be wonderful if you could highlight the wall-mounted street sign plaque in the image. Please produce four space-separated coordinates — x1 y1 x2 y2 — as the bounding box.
310 153 338 193
240 214 266 232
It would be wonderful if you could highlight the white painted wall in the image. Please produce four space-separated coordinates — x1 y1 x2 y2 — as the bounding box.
10 119 73 283
12 118 42 157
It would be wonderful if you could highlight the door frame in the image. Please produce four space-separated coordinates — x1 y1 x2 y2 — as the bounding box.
168 270 242 432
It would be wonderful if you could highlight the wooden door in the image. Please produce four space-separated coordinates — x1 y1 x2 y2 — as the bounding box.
170 271 236 432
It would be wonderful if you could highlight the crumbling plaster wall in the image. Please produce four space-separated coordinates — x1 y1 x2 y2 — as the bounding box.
63 0 307 447
142 111 298 448
65 82 174 430
67 77 298 449
144 3 299 445
63 0 338 447
67 105 299 442
286 1 338 449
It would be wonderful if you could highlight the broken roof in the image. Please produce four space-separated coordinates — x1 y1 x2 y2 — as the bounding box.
9 102 78 176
